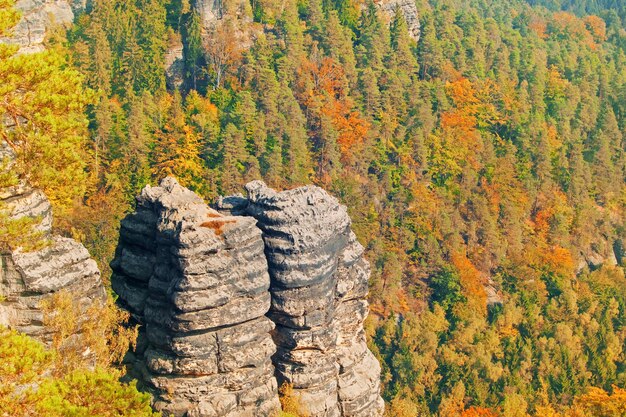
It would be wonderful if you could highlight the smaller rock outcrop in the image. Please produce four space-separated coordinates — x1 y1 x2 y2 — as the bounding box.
0 236 104 340
67 0 89 15
574 238 622 274
112 177 280 417
192 0 257 56
194 0 223 27
0 146 105 342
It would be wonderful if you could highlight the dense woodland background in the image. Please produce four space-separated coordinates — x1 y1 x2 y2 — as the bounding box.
3 0 626 415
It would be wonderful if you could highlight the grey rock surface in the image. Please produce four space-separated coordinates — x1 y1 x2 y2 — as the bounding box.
165 43 184 90
0 0 75 54
245 180 384 417
0 175 105 342
376 0 420 40
113 177 383 416
574 241 621 274
0 143 53 232
194 0 251 29
194 0 223 28
111 177 280 417
193 0 257 55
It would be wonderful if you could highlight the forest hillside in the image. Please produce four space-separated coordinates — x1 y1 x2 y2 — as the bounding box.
1 0 626 415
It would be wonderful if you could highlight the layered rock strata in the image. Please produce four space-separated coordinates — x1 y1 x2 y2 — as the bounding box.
0 149 105 342
244 181 384 417
112 177 383 416
111 177 280 417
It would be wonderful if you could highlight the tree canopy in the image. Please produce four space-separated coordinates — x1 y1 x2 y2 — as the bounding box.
2 0 626 415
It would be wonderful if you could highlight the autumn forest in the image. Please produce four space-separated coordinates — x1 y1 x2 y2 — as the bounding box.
2 0 626 415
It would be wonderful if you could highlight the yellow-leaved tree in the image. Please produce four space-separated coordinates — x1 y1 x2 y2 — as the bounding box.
0 0 93 218
0 327 158 417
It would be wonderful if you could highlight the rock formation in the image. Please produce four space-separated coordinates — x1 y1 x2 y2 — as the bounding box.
112 177 383 416
375 0 420 40
111 177 280 417
244 181 384 417
0 146 105 343
165 42 184 90
194 0 224 28
575 242 620 274
194 0 251 30
0 0 102 343
0 0 75 54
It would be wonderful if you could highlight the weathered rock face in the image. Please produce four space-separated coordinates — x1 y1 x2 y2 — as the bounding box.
165 42 184 90
0 156 105 342
194 0 223 28
376 0 420 40
575 242 620 274
0 0 75 54
0 237 105 339
111 177 280 417
0 0 102 338
112 178 383 416
244 181 384 417
194 0 250 30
